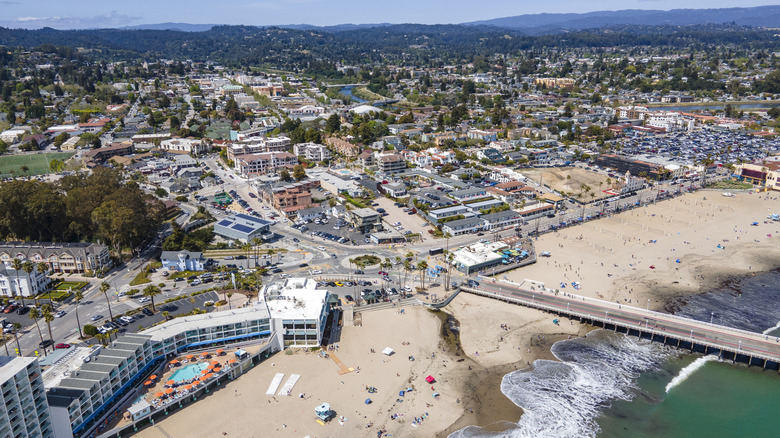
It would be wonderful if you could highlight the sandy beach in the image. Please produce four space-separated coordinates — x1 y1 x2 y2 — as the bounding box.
130 191 780 438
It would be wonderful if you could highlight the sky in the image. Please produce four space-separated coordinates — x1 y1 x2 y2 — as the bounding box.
1 0 778 29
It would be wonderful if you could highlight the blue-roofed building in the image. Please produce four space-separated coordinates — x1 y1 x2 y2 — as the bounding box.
213 214 273 243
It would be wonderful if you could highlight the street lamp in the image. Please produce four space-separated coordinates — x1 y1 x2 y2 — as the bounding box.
646 299 650 311
710 312 714 324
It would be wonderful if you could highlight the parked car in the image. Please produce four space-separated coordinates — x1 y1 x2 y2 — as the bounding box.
90 314 104 321
142 308 154 316
39 340 53 349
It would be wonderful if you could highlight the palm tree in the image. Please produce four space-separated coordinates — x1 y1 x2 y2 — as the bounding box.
443 232 452 291
95 332 108 346
142 284 161 312
2 332 9 356
28 308 46 356
252 238 262 266
41 304 55 352
73 290 84 339
267 249 276 265
100 282 114 321
417 261 428 291
21 261 35 305
12 323 22 356
11 258 24 306
36 262 50 305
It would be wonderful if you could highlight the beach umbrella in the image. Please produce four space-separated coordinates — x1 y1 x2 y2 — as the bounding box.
200 352 209 357
169 360 179 365
143 380 152 386
192 381 201 386
155 392 164 398
228 359 237 364
425 375 435 383
186 355 194 360
150 375 158 380
166 380 175 386
165 388 175 394
210 360 219 365
199 376 209 381
184 384 193 390
216 349 224 355
205 373 213 379
201 369 209 375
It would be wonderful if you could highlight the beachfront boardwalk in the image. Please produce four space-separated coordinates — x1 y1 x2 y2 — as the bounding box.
460 281 780 369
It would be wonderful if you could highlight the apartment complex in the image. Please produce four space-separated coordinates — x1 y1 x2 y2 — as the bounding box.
158 138 210 156
0 242 112 275
234 152 298 177
272 187 313 215
0 264 51 297
227 136 291 162
0 356 53 438
293 142 332 162
378 154 405 174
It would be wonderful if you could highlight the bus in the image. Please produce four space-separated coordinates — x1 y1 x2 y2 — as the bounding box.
429 247 444 256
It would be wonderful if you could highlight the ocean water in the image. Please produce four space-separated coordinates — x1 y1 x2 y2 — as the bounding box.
450 270 780 438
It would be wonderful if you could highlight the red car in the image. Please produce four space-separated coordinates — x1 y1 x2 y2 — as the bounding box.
54 343 71 349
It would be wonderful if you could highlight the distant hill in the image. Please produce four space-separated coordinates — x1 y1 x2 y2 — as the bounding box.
119 22 215 32
465 6 780 34
279 23 391 32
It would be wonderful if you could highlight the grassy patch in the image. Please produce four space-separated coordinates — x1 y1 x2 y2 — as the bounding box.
353 255 380 267
0 152 76 177
129 271 151 286
708 180 754 190
52 281 88 291
36 291 72 302
168 270 205 280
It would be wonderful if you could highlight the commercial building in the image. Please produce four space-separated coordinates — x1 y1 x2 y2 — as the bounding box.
160 251 206 272
451 241 510 274
348 208 383 233
595 154 663 180
0 356 53 438
213 214 273 243
441 217 486 236
82 143 135 163
0 242 112 275
272 187 313 215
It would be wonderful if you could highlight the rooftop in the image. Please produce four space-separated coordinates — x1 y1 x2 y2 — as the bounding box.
262 277 329 320
453 241 509 268
143 305 271 342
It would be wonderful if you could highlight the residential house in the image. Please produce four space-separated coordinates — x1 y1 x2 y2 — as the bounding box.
348 208 383 233
160 250 206 272
0 264 51 297
293 142 331 162
235 152 298 177
378 154 405 174
0 242 111 275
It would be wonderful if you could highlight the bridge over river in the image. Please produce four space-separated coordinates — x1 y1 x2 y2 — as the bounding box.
449 280 780 370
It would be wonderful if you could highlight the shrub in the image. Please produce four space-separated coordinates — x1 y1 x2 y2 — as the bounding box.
83 324 98 337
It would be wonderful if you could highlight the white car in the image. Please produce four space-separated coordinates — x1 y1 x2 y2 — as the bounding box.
55 311 66 318
317 246 326 251
312 269 322 275
138 297 151 303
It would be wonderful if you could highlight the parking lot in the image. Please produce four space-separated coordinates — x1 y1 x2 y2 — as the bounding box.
294 214 368 246
374 197 431 240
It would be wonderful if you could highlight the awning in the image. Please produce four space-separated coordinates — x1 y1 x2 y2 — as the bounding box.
382 347 394 356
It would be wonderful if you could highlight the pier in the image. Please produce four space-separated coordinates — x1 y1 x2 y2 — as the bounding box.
456 280 780 370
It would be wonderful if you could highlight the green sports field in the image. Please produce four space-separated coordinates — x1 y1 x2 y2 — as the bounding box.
0 152 76 177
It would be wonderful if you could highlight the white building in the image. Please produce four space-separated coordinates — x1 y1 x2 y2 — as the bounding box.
0 264 51 298
293 142 332 162
262 277 331 348
0 356 54 438
158 138 210 156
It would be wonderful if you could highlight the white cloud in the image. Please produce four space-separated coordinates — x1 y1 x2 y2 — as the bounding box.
1 10 142 29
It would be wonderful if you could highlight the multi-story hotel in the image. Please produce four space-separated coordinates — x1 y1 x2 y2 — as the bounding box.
0 356 54 438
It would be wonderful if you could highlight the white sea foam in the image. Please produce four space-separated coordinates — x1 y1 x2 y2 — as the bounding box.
665 355 718 393
762 320 780 335
448 331 678 438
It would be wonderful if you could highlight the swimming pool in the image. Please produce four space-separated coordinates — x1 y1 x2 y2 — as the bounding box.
169 362 209 383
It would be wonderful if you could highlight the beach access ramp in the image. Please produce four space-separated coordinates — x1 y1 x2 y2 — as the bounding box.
266 373 285 396
277 374 301 396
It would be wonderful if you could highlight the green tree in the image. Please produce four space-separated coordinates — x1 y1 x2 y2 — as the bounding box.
325 113 341 133
142 284 161 312
417 260 428 291
12 323 22 356
73 290 84 339
100 282 114 321
41 304 55 353
21 261 34 304
279 169 292 182
29 307 46 356
11 258 24 306
292 164 306 181
49 159 65 173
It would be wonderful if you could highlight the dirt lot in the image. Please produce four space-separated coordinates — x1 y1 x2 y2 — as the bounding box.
523 167 613 201
374 196 434 242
